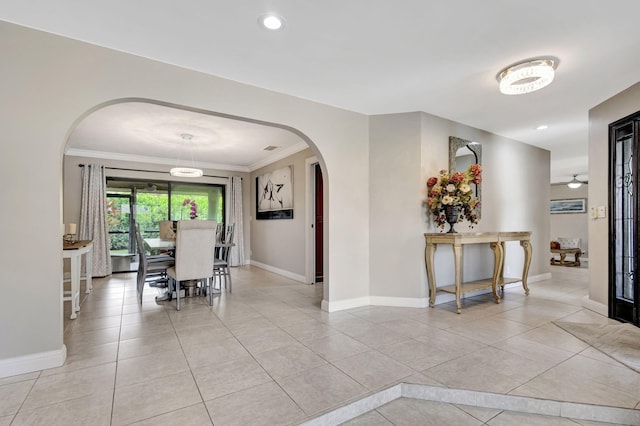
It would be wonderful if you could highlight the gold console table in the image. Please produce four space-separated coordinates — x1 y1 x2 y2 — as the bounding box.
424 232 532 313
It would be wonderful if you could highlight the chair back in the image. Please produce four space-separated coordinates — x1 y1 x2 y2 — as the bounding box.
159 220 175 239
215 222 224 244
224 223 235 245
215 223 235 263
174 220 217 281
134 224 149 269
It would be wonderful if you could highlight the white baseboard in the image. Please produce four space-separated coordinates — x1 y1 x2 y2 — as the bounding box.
249 260 307 283
529 272 552 283
322 297 370 312
320 273 552 312
582 296 608 317
369 296 429 308
0 345 67 379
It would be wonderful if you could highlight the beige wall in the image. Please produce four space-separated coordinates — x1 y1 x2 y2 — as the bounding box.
0 21 370 371
369 112 551 304
550 183 589 255
250 148 315 279
588 81 640 308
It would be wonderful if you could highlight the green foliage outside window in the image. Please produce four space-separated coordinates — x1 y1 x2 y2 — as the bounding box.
106 180 224 253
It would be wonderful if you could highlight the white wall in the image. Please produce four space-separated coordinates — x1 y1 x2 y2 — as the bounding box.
250 148 315 280
588 81 640 308
0 21 370 374
368 112 551 304
550 183 589 255
369 113 425 301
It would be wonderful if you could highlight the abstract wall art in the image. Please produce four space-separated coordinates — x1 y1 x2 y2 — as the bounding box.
256 165 293 219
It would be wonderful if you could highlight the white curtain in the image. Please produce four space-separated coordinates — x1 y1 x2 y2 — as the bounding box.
79 164 112 277
228 176 245 266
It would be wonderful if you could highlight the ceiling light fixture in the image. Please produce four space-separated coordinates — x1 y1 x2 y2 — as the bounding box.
497 57 557 95
170 133 203 178
567 174 582 189
259 13 285 30
536 125 548 130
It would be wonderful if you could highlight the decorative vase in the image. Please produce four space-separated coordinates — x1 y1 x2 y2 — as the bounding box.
444 205 459 233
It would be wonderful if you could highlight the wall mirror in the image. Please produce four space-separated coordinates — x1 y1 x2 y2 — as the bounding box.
449 136 482 218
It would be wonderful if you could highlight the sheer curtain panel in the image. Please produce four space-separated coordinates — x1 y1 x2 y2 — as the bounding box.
79 164 112 277
228 176 245 266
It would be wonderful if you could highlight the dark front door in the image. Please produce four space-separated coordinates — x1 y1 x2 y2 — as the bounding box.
315 164 324 283
609 112 640 326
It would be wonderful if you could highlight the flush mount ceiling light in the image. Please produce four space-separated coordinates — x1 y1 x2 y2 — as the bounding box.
259 13 285 30
497 57 557 95
567 174 583 189
170 133 203 178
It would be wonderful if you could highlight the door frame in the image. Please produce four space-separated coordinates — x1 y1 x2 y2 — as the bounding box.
305 156 319 284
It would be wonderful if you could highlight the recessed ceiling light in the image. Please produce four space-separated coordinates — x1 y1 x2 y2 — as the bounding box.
259 13 285 30
536 125 548 130
497 57 558 95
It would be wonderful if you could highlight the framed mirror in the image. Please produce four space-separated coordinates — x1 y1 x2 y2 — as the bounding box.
449 136 482 218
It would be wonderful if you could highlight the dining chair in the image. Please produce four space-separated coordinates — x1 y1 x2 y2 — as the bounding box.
211 223 235 297
134 226 174 303
215 222 224 244
167 220 217 310
159 220 176 239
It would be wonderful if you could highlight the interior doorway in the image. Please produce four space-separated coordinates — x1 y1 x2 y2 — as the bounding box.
314 163 324 283
306 157 324 284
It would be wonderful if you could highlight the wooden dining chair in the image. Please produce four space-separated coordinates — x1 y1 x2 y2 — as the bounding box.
167 220 217 310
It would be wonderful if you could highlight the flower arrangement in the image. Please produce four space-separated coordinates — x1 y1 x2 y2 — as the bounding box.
426 164 482 229
181 198 198 220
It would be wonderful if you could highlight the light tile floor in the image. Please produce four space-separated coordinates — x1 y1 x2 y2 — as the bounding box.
2 265 639 425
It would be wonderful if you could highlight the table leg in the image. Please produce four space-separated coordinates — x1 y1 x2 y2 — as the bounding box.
520 240 532 295
85 249 93 293
70 254 80 319
425 242 437 307
453 243 462 314
490 242 504 303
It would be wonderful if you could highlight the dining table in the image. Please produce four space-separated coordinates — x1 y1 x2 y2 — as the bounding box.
142 235 233 301
143 237 176 251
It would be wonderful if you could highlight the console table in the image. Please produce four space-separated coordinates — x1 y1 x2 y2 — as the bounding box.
424 232 532 313
63 240 93 319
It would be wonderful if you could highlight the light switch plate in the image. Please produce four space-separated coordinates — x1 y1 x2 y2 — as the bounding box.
597 205 606 218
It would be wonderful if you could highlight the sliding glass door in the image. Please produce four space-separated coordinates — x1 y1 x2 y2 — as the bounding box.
106 178 225 272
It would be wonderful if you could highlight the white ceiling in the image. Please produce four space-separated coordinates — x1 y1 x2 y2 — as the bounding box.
3 1 640 181
67 102 308 172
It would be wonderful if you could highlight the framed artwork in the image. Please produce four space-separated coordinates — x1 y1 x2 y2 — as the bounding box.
550 198 586 214
256 165 293 219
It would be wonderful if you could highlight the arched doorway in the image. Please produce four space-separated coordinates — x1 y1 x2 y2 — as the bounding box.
63 98 329 303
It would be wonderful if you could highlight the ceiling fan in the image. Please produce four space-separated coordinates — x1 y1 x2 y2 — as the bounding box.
566 174 587 189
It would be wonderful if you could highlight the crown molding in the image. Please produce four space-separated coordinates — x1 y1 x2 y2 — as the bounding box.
65 142 312 174
64 149 250 172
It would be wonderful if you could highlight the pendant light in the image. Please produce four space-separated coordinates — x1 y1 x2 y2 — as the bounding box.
170 133 203 178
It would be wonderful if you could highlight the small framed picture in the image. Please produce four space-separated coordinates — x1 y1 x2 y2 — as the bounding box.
550 198 586 214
